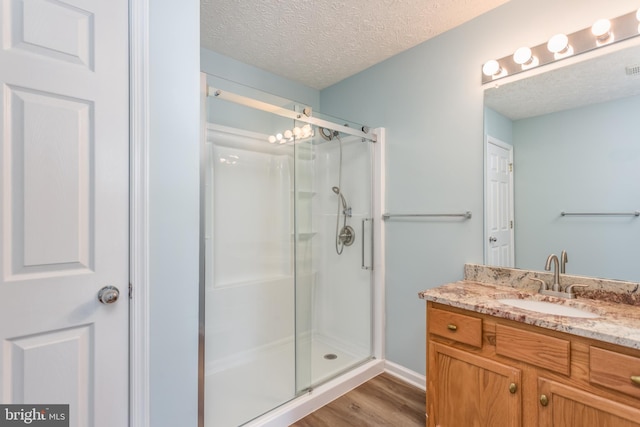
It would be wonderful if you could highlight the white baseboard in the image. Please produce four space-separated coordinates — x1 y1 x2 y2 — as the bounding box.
384 360 426 391
245 359 385 427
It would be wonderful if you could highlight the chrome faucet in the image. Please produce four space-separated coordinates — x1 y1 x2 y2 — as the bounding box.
545 254 561 292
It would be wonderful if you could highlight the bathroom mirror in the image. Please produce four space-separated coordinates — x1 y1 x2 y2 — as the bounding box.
483 41 640 283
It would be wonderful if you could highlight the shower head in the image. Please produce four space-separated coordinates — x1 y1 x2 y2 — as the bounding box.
332 186 348 210
320 127 339 141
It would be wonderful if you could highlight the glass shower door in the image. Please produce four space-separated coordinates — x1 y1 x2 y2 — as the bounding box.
294 119 375 393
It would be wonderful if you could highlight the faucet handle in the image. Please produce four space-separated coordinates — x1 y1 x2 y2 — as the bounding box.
531 278 548 292
564 283 588 295
560 250 568 274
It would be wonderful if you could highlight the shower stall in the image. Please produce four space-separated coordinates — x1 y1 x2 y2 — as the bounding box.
200 74 384 426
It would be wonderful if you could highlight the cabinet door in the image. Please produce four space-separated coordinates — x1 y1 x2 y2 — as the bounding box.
539 378 640 427
429 342 522 427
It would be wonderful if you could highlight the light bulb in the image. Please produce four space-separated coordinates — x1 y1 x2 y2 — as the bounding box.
513 47 532 65
268 135 276 144
547 33 573 59
636 8 640 21
276 133 283 141
482 60 501 77
547 34 569 53
302 124 312 137
292 127 302 138
284 130 293 139
591 19 612 42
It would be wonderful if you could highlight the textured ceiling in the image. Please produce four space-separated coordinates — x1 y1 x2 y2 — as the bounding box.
201 0 510 89
484 42 640 120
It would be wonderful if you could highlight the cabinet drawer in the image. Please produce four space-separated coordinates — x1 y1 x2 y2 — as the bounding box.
429 307 482 348
590 346 640 399
496 324 570 375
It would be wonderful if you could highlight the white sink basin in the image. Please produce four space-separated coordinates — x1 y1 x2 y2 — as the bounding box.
497 298 600 318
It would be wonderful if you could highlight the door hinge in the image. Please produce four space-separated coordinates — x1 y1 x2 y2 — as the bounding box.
509 163 513 172
510 220 514 229
129 283 133 299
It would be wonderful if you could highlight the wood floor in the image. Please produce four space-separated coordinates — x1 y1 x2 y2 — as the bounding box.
290 373 426 427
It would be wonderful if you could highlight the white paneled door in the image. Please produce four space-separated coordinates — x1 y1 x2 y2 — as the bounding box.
486 136 514 268
0 0 129 426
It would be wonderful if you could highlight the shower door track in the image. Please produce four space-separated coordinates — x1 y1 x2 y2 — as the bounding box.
206 86 377 142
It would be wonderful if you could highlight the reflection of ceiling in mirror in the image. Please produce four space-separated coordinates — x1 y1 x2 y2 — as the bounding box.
484 44 640 120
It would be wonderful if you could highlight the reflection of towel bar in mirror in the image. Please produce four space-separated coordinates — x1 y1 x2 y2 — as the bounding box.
561 211 640 217
382 211 472 220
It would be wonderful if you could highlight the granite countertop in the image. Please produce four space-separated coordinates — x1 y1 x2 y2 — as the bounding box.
420 280 640 350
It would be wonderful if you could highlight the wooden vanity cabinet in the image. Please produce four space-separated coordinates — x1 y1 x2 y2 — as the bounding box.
427 302 640 427
538 378 640 427
430 342 522 426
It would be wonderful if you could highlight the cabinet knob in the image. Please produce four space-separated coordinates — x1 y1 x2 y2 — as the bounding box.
631 376 640 386
509 383 517 394
540 394 549 406
447 324 458 332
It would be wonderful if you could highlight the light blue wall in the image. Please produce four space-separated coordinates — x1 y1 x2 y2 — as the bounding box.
514 95 640 282
485 107 513 145
320 0 639 374
149 0 200 425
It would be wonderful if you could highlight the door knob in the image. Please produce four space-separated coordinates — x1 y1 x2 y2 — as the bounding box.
489 236 497 243
98 286 120 304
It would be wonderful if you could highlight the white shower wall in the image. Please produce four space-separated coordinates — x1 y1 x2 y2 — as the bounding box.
205 126 295 370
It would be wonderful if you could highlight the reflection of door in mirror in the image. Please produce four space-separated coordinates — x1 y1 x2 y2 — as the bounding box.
486 135 514 267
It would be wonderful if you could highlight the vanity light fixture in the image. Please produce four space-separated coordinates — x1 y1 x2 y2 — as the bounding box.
591 19 613 45
481 9 640 84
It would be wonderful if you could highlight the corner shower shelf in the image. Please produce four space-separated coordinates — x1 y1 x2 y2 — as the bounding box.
292 190 316 198
211 274 294 290
294 232 317 239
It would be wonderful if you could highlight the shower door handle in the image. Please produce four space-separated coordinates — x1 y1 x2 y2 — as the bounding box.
362 218 374 270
